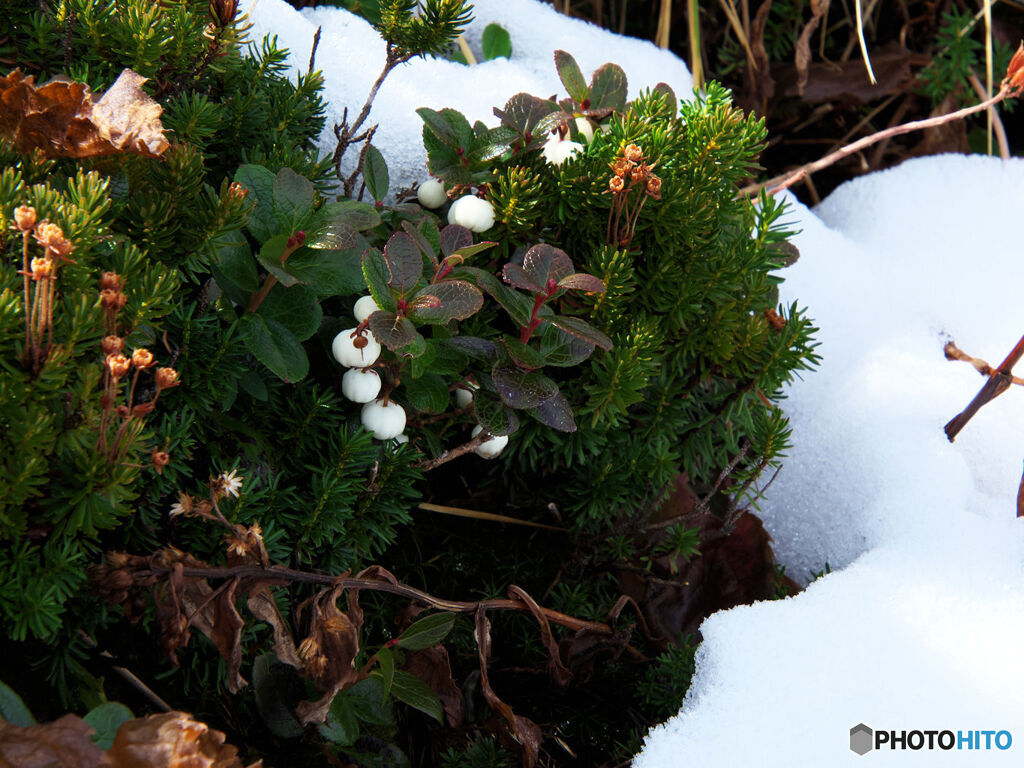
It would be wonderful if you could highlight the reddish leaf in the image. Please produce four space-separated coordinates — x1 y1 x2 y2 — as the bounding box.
529 391 577 433
0 68 168 158
556 273 605 293
407 280 484 324
492 366 559 409
543 316 613 351
439 224 473 258
367 311 419 351
382 232 424 296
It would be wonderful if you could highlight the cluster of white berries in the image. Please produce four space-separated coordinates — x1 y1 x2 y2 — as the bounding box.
332 296 407 441
416 179 495 233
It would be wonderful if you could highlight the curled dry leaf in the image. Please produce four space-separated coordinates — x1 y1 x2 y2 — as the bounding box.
0 68 169 158
295 584 362 725
0 712 258 768
507 585 571 688
107 712 259 768
0 714 108 768
474 610 543 768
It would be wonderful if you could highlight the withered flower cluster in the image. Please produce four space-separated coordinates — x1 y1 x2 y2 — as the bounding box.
11 206 75 372
606 143 662 246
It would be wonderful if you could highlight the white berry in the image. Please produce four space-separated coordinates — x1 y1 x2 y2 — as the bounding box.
353 295 380 323
332 327 381 368
541 137 583 167
454 382 477 409
471 425 509 459
447 195 495 233
393 433 409 444
342 367 382 403
574 117 595 143
417 179 447 209
361 399 407 440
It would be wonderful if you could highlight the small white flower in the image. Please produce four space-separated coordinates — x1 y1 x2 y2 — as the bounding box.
447 195 495 233
471 425 509 459
417 179 447 209
169 492 193 518
220 469 244 498
353 295 380 323
541 137 583 167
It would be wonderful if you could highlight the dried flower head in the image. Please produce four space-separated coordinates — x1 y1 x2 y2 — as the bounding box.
151 448 170 474
630 165 647 183
623 143 644 163
169 492 194 518
13 205 36 233
646 175 662 199
99 288 127 311
764 307 786 331
29 256 54 280
100 271 123 291
226 522 263 559
102 335 124 355
33 221 64 249
610 158 632 178
106 353 130 379
155 366 180 391
131 348 155 369
608 175 625 194
212 468 244 499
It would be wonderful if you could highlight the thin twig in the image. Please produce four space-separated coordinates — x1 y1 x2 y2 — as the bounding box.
414 432 489 470
745 85 1013 197
944 333 1024 441
308 26 321 74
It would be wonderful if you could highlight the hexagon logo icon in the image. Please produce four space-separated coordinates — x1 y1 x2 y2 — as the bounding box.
850 723 873 755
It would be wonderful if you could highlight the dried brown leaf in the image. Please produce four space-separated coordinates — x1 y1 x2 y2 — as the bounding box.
474 610 543 768
794 0 829 96
246 585 302 669
404 645 464 728
507 586 571 688
107 712 258 768
295 585 361 725
0 715 110 768
0 68 168 159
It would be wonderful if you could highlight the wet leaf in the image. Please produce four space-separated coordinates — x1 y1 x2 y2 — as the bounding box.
492 366 559 409
543 315 613 351
0 68 168 159
501 337 545 370
530 390 577 432
395 613 456 650
367 311 419 351
407 280 483 323
442 336 498 363
540 324 594 367
473 393 520 436
512 244 574 292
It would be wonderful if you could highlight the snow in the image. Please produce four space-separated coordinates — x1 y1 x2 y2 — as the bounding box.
236 1 1024 763
240 0 692 197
